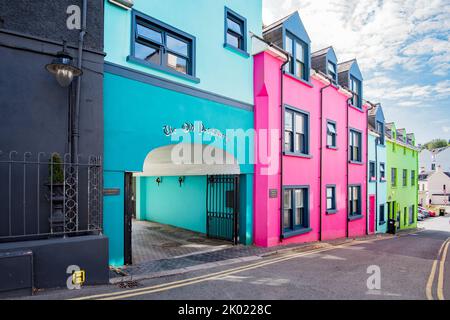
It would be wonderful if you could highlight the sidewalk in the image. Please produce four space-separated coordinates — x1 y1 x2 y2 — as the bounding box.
110 232 395 284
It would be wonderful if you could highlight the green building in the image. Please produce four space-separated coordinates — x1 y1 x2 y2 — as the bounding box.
385 123 419 231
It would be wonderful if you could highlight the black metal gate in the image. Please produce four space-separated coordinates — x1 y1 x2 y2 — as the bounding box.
124 172 133 265
206 175 239 244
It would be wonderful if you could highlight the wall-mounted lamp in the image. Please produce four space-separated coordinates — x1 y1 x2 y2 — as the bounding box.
45 42 82 87
178 176 185 187
108 0 134 10
156 177 162 186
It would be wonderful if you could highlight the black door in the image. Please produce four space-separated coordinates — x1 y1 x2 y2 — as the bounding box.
206 175 239 244
124 172 133 265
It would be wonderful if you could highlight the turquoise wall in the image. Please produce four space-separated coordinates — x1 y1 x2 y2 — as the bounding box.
103 73 255 265
368 134 387 233
138 176 207 234
104 0 262 105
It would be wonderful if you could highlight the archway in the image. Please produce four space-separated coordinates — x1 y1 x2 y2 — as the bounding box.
124 144 241 265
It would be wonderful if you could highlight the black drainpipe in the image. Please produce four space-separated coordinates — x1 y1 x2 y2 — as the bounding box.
71 0 87 163
319 77 332 241
346 95 352 239
365 104 371 236
279 57 290 243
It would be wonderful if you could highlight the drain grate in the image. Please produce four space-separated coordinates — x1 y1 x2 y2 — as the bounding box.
117 280 141 289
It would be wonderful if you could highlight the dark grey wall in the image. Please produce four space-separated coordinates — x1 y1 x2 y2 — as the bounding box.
0 1 104 239
0 0 104 52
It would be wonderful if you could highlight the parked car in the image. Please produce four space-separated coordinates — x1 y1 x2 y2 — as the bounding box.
418 212 425 221
419 207 430 218
428 210 437 217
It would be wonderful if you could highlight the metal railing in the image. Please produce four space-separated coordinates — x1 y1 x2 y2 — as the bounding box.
0 151 103 242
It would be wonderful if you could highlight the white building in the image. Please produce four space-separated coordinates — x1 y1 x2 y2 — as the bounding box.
419 147 450 172
419 166 450 212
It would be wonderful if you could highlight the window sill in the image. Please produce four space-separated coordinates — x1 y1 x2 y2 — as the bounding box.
326 146 338 150
282 228 312 239
326 209 338 215
348 214 363 221
379 221 386 225
223 43 250 58
379 179 386 183
127 56 201 83
369 178 377 183
349 104 364 113
284 72 314 88
349 160 364 165
284 151 312 159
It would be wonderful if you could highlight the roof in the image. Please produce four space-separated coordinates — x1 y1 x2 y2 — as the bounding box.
419 172 432 181
385 122 395 130
263 12 296 33
312 47 332 58
337 59 356 73
445 172 450 179
368 104 380 117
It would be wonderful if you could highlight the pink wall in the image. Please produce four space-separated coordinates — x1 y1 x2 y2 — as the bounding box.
254 51 367 247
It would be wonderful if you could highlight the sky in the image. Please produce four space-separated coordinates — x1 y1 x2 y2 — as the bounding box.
262 0 450 144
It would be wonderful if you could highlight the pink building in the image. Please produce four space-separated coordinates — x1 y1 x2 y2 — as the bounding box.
253 12 368 247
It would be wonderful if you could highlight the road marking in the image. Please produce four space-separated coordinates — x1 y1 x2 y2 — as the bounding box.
426 238 449 300
72 239 375 300
437 240 449 300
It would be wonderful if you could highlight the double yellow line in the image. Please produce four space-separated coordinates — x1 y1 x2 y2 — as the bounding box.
426 237 449 300
72 240 374 300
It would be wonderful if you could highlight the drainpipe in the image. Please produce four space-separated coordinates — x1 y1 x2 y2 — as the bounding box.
366 104 375 236
319 78 333 241
346 96 352 239
279 56 290 243
71 0 87 163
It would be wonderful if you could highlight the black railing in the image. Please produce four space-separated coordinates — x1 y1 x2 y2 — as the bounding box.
0 151 103 242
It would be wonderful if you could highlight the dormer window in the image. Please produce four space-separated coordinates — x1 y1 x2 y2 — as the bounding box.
327 61 337 83
350 76 361 109
285 32 308 82
376 121 384 145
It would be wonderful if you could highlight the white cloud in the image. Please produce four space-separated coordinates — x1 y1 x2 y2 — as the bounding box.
262 0 450 76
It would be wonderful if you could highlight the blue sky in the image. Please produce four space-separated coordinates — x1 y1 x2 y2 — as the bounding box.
263 0 450 144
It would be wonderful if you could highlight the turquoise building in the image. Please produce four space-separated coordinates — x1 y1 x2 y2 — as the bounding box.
367 103 387 233
103 0 262 266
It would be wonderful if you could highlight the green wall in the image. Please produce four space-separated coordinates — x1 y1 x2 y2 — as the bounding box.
386 139 419 230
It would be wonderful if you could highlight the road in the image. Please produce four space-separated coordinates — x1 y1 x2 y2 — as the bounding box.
25 216 450 300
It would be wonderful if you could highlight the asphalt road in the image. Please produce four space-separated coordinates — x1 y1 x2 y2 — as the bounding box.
24 216 450 300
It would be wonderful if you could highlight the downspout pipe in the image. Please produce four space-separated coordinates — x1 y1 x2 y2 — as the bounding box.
346 96 353 239
72 0 87 163
279 56 290 243
319 78 333 241
366 104 375 236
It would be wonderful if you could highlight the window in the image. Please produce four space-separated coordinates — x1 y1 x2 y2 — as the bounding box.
380 163 386 181
379 204 385 223
348 186 361 217
283 187 310 236
326 186 336 212
431 163 436 171
284 108 309 155
409 206 415 224
225 8 247 53
403 169 407 187
327 121 337 148
391 168 397 187
350 76 361 109
131 12 195 78
376 121 384 145
411 171 415 186
349 130 362 162
369 162 376 181
285 32 308 81
327 61 337 83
